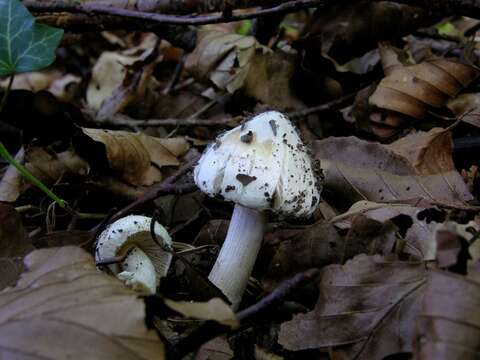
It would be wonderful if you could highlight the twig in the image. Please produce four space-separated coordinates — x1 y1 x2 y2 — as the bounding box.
93 114 241 129
168 268 320 360
109 155 200 223
288 90 359 119
28 0 326 26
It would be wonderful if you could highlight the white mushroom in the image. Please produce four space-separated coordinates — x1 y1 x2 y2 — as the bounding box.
194 111 322 308
95 215 172 294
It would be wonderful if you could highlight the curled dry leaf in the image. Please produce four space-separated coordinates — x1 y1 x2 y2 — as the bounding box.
313 136 473 209
415 270 480 359
25 147 90 184
279 254 427 359
164 298 239 328
0 246 165 359
186 31 304 110
79 128 190 186
86 34 159 117
365 44 479 136
385 127 455 175
447 93 480 129
186 31 267 94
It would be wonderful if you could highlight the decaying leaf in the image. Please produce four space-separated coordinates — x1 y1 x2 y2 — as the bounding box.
0 204 33 258
186 30 304 110
0 246 165 359
415 270 480 359
0 147 24 202
25 147 90 184
0 146 88 204
0 70 62 92
262 222 343 290
0 257 24 291
86 34 159 117
279 254 427 359
186 31 268 94
314 136 473 209
78 128 190 186
386 127 455 175
164 298 239 328
196 336 233 360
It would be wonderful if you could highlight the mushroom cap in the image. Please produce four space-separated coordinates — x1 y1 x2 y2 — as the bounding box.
194 111 322 218
95 215 172 294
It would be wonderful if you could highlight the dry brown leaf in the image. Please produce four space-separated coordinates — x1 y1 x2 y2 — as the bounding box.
86 34 159 117
0 257 24 291
25 147 90 185
0 204 33 258
195 337 233 360
48 74 81 103
333 201 438 260
415 270 480 359
96 47 158 121
186 31 304 110
2 147 89 204
164 298 238 328
0 70 62 92
279 254 427 359
369 44 479 119
386 128 455 175
262 222 343 291
333 200 479 263
314 136 473 209
0 147 24 202
0 246 164 359
447 93 480 128
79 128 190 186
186 31 265 94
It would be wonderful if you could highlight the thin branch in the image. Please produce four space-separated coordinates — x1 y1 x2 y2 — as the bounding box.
168 268 320 360
109 154 200 223
28 0 326 26
93 114 242 129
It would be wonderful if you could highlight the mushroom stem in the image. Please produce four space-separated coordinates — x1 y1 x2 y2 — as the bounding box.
208 204 267 309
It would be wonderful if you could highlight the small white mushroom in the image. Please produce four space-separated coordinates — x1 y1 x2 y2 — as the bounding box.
95 215 172 294
194 111 322 308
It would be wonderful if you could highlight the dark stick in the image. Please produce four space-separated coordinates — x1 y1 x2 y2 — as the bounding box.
28 0 326 26
109 155 200 223
288 89 360 119
168 268 319 360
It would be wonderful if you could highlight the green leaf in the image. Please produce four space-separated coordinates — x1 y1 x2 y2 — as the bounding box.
0 0 63 76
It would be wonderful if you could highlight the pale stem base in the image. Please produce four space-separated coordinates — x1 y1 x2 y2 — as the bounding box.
208 205 266 309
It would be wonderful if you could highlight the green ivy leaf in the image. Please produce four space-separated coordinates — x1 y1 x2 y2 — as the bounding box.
0 0 63 76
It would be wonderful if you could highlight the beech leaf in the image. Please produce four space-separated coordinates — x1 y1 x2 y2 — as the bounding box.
279 254 426 359
415 270 480 359
0 246 165 359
